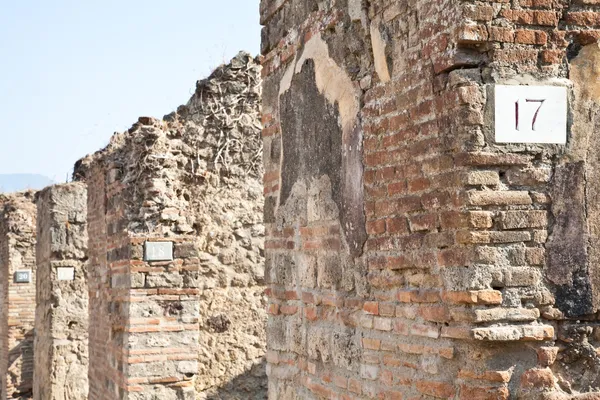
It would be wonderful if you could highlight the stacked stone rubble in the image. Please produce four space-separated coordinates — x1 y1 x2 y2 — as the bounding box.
0 192 36 399
261 0 600 398
33 183 88 400
74 51 266 400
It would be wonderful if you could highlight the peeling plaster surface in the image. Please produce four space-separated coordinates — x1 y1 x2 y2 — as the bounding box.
279 33 361 136
370 21 391 83
570 43 600 103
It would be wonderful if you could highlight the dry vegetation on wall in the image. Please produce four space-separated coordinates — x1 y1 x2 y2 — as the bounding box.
76 52 263 236
75 51 267 399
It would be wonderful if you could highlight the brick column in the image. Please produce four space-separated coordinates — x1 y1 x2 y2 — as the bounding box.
72 51 265 399
84 161 113 399
262 0 600 398
33 183 88 400
76 156 199 400
0 192 36 399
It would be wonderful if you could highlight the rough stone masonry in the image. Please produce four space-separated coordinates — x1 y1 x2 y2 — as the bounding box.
0 192 36 399
34 183 88 400
74 52 266 400
261 0 600 398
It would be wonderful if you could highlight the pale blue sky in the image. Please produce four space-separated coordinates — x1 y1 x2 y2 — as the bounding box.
0 1 261 182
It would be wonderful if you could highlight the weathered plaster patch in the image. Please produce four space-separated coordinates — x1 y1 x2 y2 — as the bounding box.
279 33 360 136
369 20 391 83
278 33 367 257
545 43 600 316
547 162 592 316
570 43 600 103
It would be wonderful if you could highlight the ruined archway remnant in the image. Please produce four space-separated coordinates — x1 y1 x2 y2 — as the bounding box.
33 183 88 400
261 0 600 398
0 192 36 399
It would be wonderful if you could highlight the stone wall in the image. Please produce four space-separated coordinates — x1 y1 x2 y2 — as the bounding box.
0 192 36 399
74 52 266 399
33 183 88 400
261 0 600 399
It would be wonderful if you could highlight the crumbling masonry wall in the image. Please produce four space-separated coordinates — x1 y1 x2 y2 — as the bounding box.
262 0 600 399
0 193 36 399
76 144 201 400
34 183 88 400
75 52 266 399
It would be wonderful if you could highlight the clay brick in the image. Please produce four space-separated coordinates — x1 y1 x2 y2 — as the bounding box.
514 29 548 45
467 191 532 206
472 325 554 341
520 368 556 390
498 211 548 229
367 219 386 235
457 230 532 244
458 384 510 400
465 171 500 186
374 317 393 331
457 152 531 166
409 214 438 232
387 216 409 234
458 369 512 383
464 4 496 21
491 49 540 64
489 27 515 43
411 323 440 338
468 211 494 229
418 305 450 323
458 86 485 105
566 11 600 26
416 380 456 398
525 247 545 265
474 307 540 323
537 347 559 367
505 167 552 185
364 301 380 315
458 24 489 43
362 338 381 350
442 290 503 305
519 0 559 7
501 9 560 26
541 49 563 64
360 364 380 381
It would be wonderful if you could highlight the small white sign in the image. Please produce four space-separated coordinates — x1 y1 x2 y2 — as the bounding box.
144 241 173 262
56 267 75 281
14 270 31 284
495 85 567 144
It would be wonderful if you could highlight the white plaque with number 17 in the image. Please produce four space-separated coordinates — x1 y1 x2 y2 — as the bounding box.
495 85 567 144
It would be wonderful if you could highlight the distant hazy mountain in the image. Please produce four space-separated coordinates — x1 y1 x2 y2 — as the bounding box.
0 174 55 193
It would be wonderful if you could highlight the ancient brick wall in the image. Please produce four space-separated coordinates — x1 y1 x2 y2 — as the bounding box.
75 154 199 399
0 193 36 399
82 159 115 400
33 183 88 400
261 0 600 399
75 52 265 399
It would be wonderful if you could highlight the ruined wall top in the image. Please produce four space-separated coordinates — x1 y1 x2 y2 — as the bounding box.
73 52 262 237
0 191 37 234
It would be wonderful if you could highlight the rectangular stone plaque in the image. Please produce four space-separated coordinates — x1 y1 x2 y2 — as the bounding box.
495 84 568 144
144 241 173 262
14 270 31 283
56 267 75 281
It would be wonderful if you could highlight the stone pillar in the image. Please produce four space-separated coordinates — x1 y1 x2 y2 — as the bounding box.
33 183 88 400
0 192 36 399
